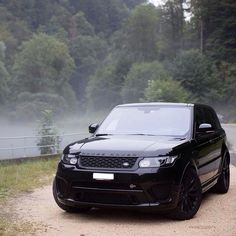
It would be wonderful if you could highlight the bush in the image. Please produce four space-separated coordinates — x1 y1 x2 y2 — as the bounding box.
171 49 213 102
143 79 191 103
37 110 60 155
12 92 69 120
121 61 171 102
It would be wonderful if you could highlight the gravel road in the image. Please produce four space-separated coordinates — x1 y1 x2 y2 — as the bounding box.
15 125 236 236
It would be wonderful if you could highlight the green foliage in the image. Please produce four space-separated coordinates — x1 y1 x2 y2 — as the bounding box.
12 92 69 120
0 156 58 201
121 0 146 9
69 35 108 107
0 51 10 105
121 61 170 102
37 110 60 155
144 79 191 103
86 64 121 110
70 35 107 66
68 0 129 35
160 0 187 57
171 49 213 101
0 41 6 60
13 33 75 94
0 0 235 121
74 11 95 36
209 62 236 105
125 4 161 61
191 0 236 62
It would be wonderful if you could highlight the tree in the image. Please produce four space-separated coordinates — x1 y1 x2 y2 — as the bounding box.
171 49 213 101
13 92 69 120
72 11 95 36
191 0 236 62
68 0 129 35
144 79 191 102
209 63 236 105
121 61 170 102
121 0 146 9
160 0 187 57
0 42 10 105
69 35 108 108
0 6 31 65
13 33 75 94
86 64 122 110
124 4 161 61
37 110 60 155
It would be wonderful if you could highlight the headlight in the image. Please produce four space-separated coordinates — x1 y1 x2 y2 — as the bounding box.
139 156 178 168
62 154 78 165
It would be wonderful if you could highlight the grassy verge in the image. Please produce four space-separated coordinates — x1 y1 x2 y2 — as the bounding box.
0 155 59 235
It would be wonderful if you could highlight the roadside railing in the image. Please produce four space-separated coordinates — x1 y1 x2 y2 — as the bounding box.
0 132 88 160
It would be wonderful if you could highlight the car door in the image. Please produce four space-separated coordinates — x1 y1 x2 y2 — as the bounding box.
206 107 224 175
194 106 221 184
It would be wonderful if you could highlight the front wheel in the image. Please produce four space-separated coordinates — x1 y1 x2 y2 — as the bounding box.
170 168 202 220
52 178 91 213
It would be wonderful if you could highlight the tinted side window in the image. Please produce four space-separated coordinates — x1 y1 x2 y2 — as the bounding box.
195 107 204 129
204 109 216 129
195 106 220 131
201 107 220 130
209 108 221 129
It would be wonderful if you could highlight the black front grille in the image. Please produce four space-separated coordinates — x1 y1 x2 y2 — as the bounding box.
79 156 138 169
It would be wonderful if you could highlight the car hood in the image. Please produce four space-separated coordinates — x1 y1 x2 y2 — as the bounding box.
66 135 189 157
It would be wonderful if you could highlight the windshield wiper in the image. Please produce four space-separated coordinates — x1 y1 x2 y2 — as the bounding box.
126 133 156 136
95 134 112 136
172 137 187 140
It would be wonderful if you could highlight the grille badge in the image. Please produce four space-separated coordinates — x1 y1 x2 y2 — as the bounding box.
130 184 136 189
123 162 130 167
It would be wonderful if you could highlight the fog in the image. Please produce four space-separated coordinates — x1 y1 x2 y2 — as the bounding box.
0 104 234 160
0 111 108 160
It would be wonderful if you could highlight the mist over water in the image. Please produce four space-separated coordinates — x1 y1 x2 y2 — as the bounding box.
0 104 235 160
0 111 108 160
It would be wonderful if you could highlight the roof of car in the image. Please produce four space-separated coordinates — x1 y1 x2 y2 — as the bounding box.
116 102 194 108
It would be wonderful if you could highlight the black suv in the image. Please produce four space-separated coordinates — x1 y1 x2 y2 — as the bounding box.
53 103 230 220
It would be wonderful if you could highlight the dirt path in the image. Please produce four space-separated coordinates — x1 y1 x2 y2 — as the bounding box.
14 165 236 236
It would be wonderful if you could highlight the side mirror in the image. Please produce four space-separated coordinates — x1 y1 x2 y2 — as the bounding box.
198 123 213 133
89 123 99 134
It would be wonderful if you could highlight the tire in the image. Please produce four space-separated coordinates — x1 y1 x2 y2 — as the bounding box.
170 168 202 220
52 178 91 213
212 153 230 194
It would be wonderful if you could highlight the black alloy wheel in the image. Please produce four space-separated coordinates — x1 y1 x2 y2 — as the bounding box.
170 168 202 220
213 153 230 193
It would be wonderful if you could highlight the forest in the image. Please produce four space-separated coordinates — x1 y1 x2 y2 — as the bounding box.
0 0 235 122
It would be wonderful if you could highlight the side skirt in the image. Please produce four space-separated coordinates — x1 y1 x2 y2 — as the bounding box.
201 175 219 193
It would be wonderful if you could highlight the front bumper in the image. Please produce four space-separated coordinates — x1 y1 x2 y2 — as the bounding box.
55 162 181 211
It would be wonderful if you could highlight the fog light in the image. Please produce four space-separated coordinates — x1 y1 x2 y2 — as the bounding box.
69 157 77 165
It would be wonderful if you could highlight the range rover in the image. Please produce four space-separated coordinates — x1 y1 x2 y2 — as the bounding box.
53 103 230 220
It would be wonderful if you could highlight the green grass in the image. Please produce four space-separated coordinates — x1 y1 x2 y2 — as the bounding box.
0 155 60 235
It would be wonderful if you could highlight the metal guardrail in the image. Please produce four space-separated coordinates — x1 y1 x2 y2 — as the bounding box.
0 133 88 160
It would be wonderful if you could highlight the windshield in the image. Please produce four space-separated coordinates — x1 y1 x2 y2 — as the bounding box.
96 106 192 137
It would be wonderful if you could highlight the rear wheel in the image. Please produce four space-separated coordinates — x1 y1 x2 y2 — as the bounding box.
170 168 202 220
212 153 230 193
52 178 91 213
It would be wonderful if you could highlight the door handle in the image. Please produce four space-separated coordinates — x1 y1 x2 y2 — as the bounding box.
209 139 215 144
